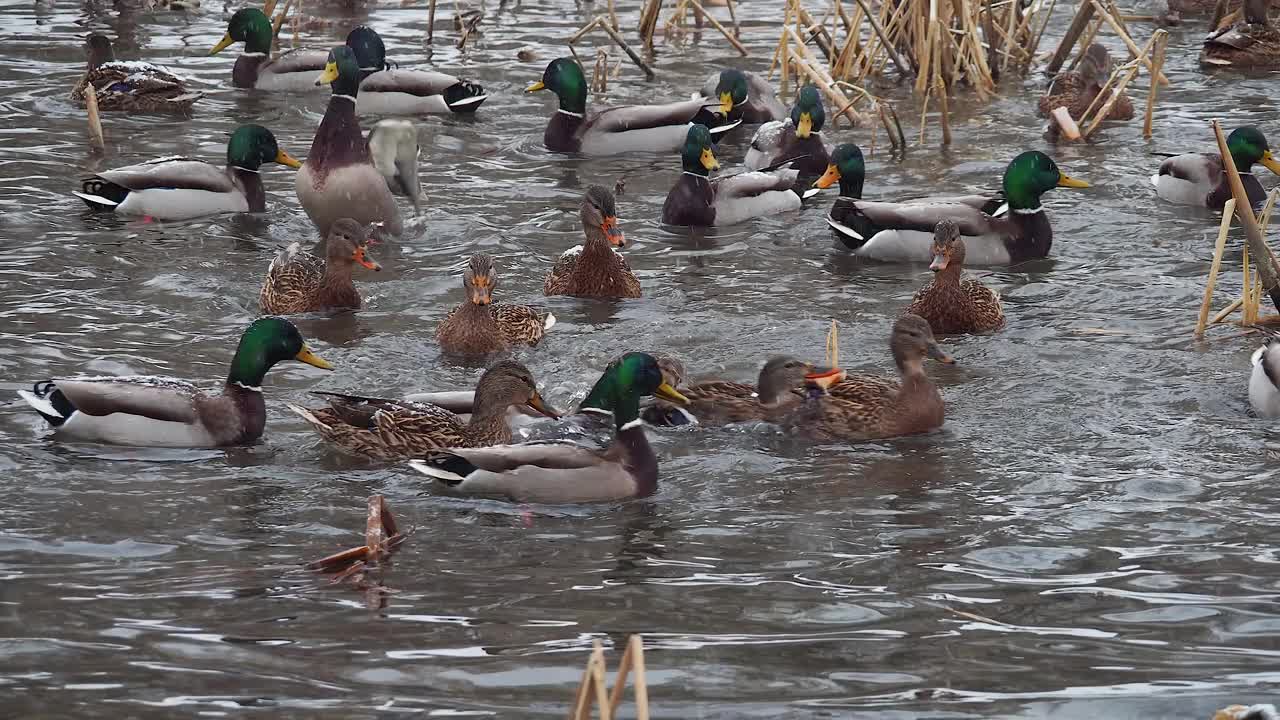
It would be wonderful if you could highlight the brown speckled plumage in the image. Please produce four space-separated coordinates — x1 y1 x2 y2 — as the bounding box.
544 186 641 298
906 220 1005 335
1037 43 1132 121
259 219 380 315
1203 0 1280 66
437 254 554 356
643 356 819 426
71 34 201 113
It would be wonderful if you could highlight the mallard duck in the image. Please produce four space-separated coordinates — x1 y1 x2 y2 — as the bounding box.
289 360 558 460
662 124 803 227
368 119 422 215
1037 43 1133 121
71 33 202 113
1203 0 1280 66
699 68 786 125
209 8 330 91
1215 704 1279 720
1152 126 1280 208
437 254 556 356
544 185 642 298
259 218 381 315
73 124 301 219
408 352 691 503
905 220 1005 335
781 314 953 442
17 317 332 447
641 356 835 427
297 46 403 237
527 57 740 155
822 150 1089 264
345 25 487 113
743 84 833 177
1249 336 1280 418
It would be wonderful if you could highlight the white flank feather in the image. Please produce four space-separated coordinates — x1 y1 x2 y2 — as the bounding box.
17 389 62 419
826 216 863 241
117 188 249 220
73 191 118 207
543 313 557 331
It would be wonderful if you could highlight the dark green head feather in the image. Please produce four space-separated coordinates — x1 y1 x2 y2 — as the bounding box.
790 85 825 135
715 69 750 108
830 143 865 197
226 124 281 171
539 58 587 114
680 124 716 175
1002 150 1074 209
345 26 388 75
224 8 273 54
227 317 312 387
1228 126 1272 169
322 46 363 97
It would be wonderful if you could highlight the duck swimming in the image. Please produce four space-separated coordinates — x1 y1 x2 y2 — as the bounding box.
744 84 833 177
437 254 556 356
545 185 642 298
662 124 803 227
699 68 786 125
72 33 202 113
905 220 1006 335
1152 125 1280 209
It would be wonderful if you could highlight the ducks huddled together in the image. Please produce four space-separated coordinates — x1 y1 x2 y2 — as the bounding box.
26 12 1280 505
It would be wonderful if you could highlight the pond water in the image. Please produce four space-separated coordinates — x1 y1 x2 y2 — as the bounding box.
1 0 1278 716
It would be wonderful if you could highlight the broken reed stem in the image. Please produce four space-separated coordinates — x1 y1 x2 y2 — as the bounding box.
1082 59 1143 138
848 0 912 76
1142 29 1168 138
1047 0 1095 74
1090 0 1169 85
1196 197 1236 339
1023 0 1059 72
826 320 839 368
570 636 649 720
572 17 656 78
608 0 619 30
84 79 104 154
933 22 950 145
1215 119 1280 313
639 0 663 49
686 0 748 55
1051 106 1083 140
427 0 438 43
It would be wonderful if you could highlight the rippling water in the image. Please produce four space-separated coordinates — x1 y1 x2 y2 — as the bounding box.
2 0 1279 716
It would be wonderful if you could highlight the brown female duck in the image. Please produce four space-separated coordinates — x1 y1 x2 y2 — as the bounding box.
437 254 556 356
544 185 641 298
259 218 381 315
782 314 953 442
641 356 832 426
72 34 202 113
1203 0 1280 66
1037 43 1133 121
288 360 559 460
906 220 1005 335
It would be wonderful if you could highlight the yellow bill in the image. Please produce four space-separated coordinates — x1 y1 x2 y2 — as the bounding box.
1262 150 1280 175
209 33 235 55
295 346 334 370
701 148 720 172
719 91 734 115
275 148 302 169
1057 173 1090 189
797 112 813 139
655 382 690 405
526 81 546 92
814 163 841 189
314 62 339 87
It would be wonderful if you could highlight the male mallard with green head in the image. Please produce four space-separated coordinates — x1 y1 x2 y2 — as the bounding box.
527 57 739 155
74 124 301 220
409 352 691 504
259 218 381 315
906 220 1005 335
662 124 803 227
210 8 330 91
345 25 487 113
744 84 833 177
437 254 556 356
699 68 786 125
1152 125 1280 208
290 360 559 460
72 33 202 113
545 185 642 298
297 46 404 237
1038 43 1133 121
824 150 1089 264
17 317 332 447
782 314 953 442
812 143 868 244
641 356 835 427
1203 0 1280 66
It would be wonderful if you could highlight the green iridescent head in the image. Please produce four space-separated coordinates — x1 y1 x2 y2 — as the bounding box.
714 69 750 115
1001 151 1089 210
227 317 332 388
579 352 689 428
345 26 388 75
813 143 865 198
527 57 587 114
790 85 825 139
680 124 720 175
226 124 301 172
1228 126 1280 175
211 8 273 55
314 46 363 97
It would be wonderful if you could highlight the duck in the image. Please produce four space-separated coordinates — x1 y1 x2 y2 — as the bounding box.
367 119 422 215
437 254 556 356
1215 705 1279 720
781 314 953 442
345 25 487 113
209 8 330 91
1249 336 1280 418
73 124 301 220
408 352 691 504
288 360 559 460
527 57 740 155
699 68 786 125
1203 0 1280 67
16 317 332 448
297 46 403 237
743 84 833 177
822 150 1089 264
545 185 642 298
905 219 1005 335
641 356 835 427
1037 43 1133 121
259 218 381 315
1152 126 1280 208
71 33 202 113
662 124 803 227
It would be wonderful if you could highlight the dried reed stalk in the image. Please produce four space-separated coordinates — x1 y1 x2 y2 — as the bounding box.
639 0 663 48
787 27 866 125
427 0 438 43
1196 197 1236 338
571 635 650 720
686 0 748 55
825 320 839 368
1214 119 1280 312
305 495 406 574
84 80 104 154
569 17 656 79
1090 0 1168 85
1050 106 1082 140
1142 29 1168 138
1047 0 1095 74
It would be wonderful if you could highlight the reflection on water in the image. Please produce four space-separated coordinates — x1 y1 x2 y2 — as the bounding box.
0 0 1277 717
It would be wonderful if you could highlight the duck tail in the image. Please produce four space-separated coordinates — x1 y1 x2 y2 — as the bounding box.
639 403 697 427
75 178 129 210
408 456 471 485
18 381 73 426
444 80 487 112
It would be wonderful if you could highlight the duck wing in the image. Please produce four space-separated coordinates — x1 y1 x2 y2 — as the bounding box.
260 242 324 313
590 98 711 132
50 376 202 422
262 48 329 76
400 390 476 413
744 118 790 169
849 200 996 236
745 72 787 121
1157 152 1221 184
714 168 800 199
92 157 234 193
